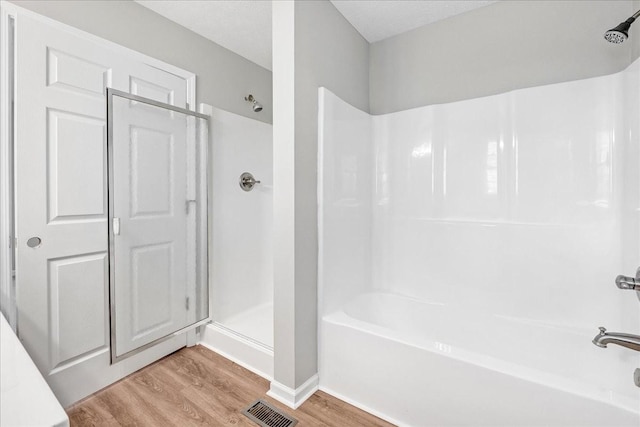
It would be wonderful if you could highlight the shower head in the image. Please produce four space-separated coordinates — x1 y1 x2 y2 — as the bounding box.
605 11 640 44
605 18 634 43
245 94 263 112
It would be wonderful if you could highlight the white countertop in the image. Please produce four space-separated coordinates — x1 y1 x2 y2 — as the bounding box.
1 313 69 427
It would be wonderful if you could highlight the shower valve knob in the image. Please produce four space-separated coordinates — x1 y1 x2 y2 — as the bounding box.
615 268 640 291
239 172 260 192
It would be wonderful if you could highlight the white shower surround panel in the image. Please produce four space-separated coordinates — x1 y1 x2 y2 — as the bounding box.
201 106 274 381
318 56 640 425
210 106 273 342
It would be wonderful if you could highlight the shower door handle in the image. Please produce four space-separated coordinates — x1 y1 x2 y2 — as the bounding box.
185 199 197 213
113 217 121 236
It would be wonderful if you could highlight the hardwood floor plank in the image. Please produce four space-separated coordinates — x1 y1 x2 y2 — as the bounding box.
67 396 121 427
97 380 175 426
67 345 395 427
143 357 193 392
128 370 221 426
168 354 266 419
147 356 206 390
162 352 246 399
184 347 269 394
180 384 257 427
190 346 269 387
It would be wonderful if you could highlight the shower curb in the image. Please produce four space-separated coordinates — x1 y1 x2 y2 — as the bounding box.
199 323 273 380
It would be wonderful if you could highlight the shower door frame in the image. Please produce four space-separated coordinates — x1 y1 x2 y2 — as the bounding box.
106 88 212 363
0 5 15 329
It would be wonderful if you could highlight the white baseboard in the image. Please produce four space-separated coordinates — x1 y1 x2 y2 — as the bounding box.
199 323 273 381
267 374 319 409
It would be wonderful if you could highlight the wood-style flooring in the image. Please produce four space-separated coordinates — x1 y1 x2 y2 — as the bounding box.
66 345 395 427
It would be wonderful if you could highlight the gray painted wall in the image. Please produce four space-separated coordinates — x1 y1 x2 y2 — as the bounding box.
292 0 369 387
272 0 369 390
10 0 273 123
370 0 639 114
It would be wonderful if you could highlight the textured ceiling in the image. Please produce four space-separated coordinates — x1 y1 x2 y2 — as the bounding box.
135 0 273 70
135 1 497 71
331 0 498 43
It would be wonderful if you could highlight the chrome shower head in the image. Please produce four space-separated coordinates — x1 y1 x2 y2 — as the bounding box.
245 94 263 112
605 10 640 44
605 18 634 43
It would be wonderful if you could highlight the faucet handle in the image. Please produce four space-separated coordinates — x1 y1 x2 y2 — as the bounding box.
615 274 640 291
598 326 607 335
239 172 261 192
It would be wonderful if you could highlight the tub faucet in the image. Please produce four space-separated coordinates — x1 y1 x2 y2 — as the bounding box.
593 327 640 352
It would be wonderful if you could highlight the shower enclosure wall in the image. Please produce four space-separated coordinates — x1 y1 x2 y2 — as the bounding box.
202 107 274 378
318 58 640 425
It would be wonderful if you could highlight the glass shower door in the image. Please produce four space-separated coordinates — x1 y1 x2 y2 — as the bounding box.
108 89 209 361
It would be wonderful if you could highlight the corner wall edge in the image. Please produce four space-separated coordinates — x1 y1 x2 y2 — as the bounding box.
267 374 319 409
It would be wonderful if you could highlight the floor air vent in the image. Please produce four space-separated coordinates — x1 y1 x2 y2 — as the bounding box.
242 399 298 427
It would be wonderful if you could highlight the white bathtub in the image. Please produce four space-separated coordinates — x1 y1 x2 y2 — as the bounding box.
1 313 68 426
319 292 639 426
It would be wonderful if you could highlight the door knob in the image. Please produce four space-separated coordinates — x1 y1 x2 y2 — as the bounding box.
26 237 41 248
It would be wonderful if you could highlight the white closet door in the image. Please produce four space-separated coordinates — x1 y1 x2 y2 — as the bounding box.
110 93 193 357
14 12 192 406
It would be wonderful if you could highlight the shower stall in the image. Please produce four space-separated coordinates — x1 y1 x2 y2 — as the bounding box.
202 107 274 378
318 56 640 425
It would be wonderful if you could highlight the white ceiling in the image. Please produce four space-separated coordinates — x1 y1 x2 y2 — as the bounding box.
135 1 497 71
135 0 273 70
331 0 497 43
